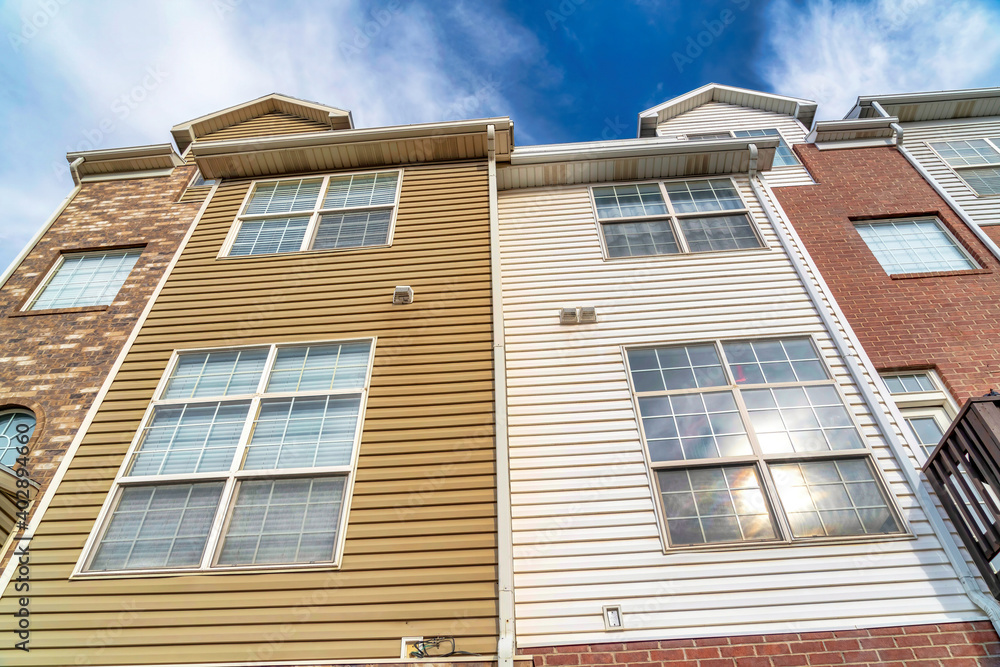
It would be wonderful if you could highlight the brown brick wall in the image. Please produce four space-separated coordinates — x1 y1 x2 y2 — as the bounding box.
771 144 1000 405
524 621 1000 666
0 165 200 510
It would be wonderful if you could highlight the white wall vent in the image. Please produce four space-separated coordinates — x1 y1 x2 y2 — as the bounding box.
392 285 414 305
559 307 579 324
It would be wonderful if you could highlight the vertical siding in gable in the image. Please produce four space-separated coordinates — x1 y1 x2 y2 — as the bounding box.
656 102 814 187
497 175 982 649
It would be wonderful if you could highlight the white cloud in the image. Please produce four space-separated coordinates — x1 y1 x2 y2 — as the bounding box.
0 0 548 272
761 0 1000 119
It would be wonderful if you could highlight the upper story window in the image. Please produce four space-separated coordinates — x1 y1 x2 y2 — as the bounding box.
685 128 800 167
223 170 402 257
627 337 905 548
880 370 955 460
80 339 374 574
190 169 218 187
930 139 1000 196
592 178 764 259
0 409 35 468
26 249 142 311
854 218 977 275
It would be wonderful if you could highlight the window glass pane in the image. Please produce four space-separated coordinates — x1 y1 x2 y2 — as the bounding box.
163 348 268 399
881 372 935 394
961 167 1000 196
743 386 865 453
906 416 945 457
723 337 826 385
629 343 727 392
931 140 1000 167
592 184 667 219
665 179 743 213
90 482 223 571
679 214 762 252
217 476 346 565
313 210 391 250
243 396 361 470
770 459 902 538
657 465 777 546
230 217 310 256
244 178 323 215
639 391 751 461
31 250 141 310
0 410 35 467
267 342 370 393
128 402 251 476
733 129 799 166
856 219 976 274
323 172 399 209
603 220 679 257
687 132 733 140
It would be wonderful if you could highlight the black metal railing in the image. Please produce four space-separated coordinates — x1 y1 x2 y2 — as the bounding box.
923 396 1000 598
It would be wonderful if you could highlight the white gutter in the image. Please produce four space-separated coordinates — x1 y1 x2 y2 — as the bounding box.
752 174 1000 634
487 124 515 667
0 180 221 596
510 136 779 165
0 177 81 289
867 101 1000 264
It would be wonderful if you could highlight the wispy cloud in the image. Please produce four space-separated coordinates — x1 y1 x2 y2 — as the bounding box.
760 0 1000 119
0 0 555 272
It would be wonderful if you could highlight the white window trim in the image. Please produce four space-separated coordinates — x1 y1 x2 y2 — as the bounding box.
21 247 143 312
854 216 980 276
927 138 1000 199
186 168 218 189
218 168 404 258
682 127 802 168
588 175 770 262
71 336 377 578
622 334 911 553
880 369 958 466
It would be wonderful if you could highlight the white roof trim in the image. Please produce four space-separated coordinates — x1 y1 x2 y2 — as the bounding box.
510 136 779 165
65 143 184 182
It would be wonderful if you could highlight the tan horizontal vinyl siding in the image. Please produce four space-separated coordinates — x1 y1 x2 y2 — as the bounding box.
0 161 498 665
199 111 331 142
497 176 981 648
656 102 815 187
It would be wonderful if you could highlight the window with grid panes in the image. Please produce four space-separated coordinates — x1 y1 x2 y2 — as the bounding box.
879 371 954 460
626 337 904 548
592 178 763 259
854 218 977 275
930 139 1000 196
227 170 401 256
732 129 800 166
83 340 373 573
0 410 34 468
28 249 142 310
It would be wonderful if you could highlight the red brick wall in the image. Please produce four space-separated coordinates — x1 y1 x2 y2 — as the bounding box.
525 621 1000 666
0 165 200 506
772 144 1000 405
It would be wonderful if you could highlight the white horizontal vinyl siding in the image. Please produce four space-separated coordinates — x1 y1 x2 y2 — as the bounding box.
902 119 1000 227
498 175 983 648
656 101 814 187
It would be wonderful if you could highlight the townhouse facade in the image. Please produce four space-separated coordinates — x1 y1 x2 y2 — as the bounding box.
1 84 1000 667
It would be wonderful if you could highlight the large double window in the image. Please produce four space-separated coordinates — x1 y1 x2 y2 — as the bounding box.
930 138 1000 196
80 339 373 574
224 170 402 257
626 337 905 548
592 178 764 259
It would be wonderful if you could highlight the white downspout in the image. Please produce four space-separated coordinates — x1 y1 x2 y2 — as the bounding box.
869 100 1000 263
751 174 1000 634
487 124 516 667
0 161 82 289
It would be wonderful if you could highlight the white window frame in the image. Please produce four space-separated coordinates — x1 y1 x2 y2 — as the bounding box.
683 128 801 168
854 216 979 276
879 369 958 465
928 138 1000 198
623 334 910 553
187 168 218 188
22 248 144 312
218 168 404 258
72 337 376 578
588 175 769 262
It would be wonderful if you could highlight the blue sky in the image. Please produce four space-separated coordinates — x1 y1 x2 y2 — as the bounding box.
1 0 999 273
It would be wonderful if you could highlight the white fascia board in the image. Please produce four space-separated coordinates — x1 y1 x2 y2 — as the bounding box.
857 87 1000 107
815 137 897 150
66 143 183 165
171 93 353 133
813 117 899 133
509 136 780 165
78 167 177 182
190 117 514 157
